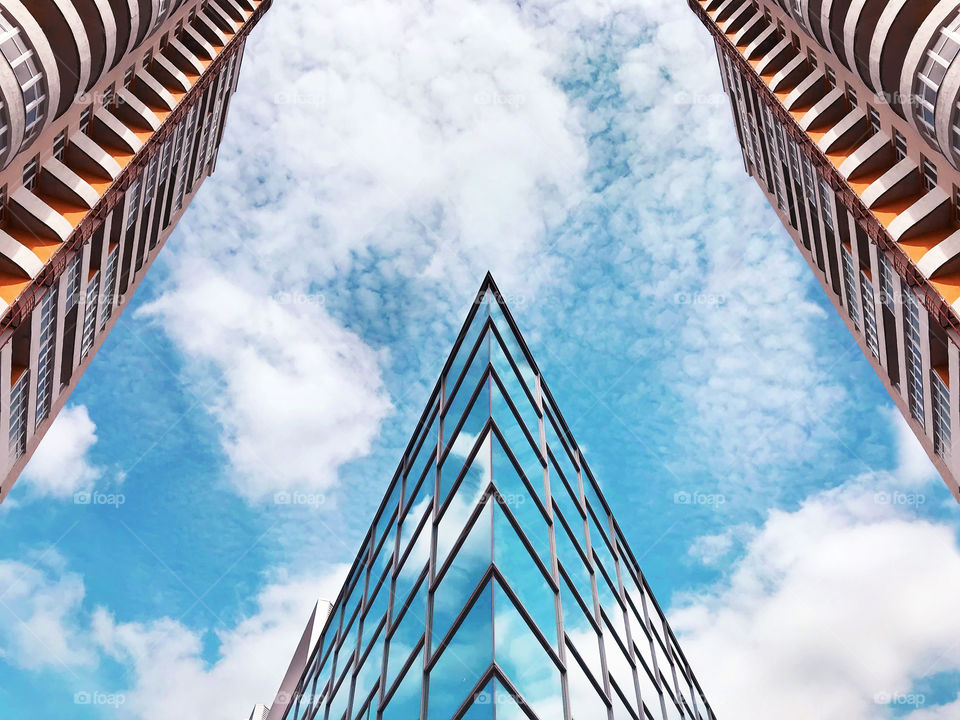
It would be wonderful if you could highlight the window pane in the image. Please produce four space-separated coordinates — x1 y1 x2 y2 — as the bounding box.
440 379 491 506
565 640 608 719
386 577 427 693
490 378 544 496
427 581 494 720
432 502 492 647
554 511 593 605
489 299 537 392
493 504 556 649
444 298 490 404
353 625 384 712
561 573 603 684
437 432 492 569
489 326 539 441
361 569 389 653
491 433 551 569
443 327 491 453
382 646 423 720
493 579 563 719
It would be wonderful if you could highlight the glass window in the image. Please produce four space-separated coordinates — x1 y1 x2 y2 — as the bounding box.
385 573 426 696
444 296 491 403
493 578 563 718
443 326 491 449
360 568 389 654
381 642 423 720
490 324 539 439
489 298 538 392
432 502 492 647
352 625 384 714
405 404 439 500
397 503 430 583
490 376 544 493
560 573 603 684
491 434 551 569
493 503 557 649
439 377 492 507
438 429 492 535
427 582 493 720
554 509 592 601
326 659 353 720
565 637 609 718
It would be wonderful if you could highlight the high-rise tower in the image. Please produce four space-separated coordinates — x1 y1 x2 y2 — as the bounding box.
259 276 717 720
0 0 270 500
688 0 960 501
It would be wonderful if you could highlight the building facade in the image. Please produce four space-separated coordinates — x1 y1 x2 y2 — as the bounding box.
270 277 717 720
0 0 271 500
687 0 960 501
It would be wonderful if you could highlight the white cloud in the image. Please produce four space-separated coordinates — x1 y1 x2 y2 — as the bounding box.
93 565 350 720
0 552 94 671
138 268 392 501
20 404 100 499
611 12 847 488
143 0 595 501
672 480 960 720
888 407 938 487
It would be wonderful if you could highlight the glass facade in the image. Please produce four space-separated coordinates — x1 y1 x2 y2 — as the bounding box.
281 278 716 720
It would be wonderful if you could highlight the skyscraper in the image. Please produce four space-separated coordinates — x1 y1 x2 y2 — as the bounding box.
0 0 270 500
688 0 960 501
262 276 717 720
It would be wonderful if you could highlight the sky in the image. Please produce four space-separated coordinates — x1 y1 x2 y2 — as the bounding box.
1 0 959 718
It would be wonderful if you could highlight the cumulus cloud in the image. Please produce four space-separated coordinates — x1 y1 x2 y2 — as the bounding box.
93 566 349 720
139 267 391 500
142 0 595 501
0 553 94 671
20 404 100 499
673 478 960 720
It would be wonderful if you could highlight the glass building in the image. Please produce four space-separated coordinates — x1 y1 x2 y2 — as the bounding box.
277 275 717 720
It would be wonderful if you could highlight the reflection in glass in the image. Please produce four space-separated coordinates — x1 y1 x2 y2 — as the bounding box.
493 579 563 719
432 502 492 647
427 582 493 720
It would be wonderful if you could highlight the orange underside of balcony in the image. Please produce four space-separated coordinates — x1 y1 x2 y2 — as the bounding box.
872 194 924 230
899 229 951 264
0 271 32 305
930 272 960 306
4 225 60 264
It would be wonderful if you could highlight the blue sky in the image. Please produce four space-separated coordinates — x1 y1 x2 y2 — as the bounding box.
1 0 960 718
